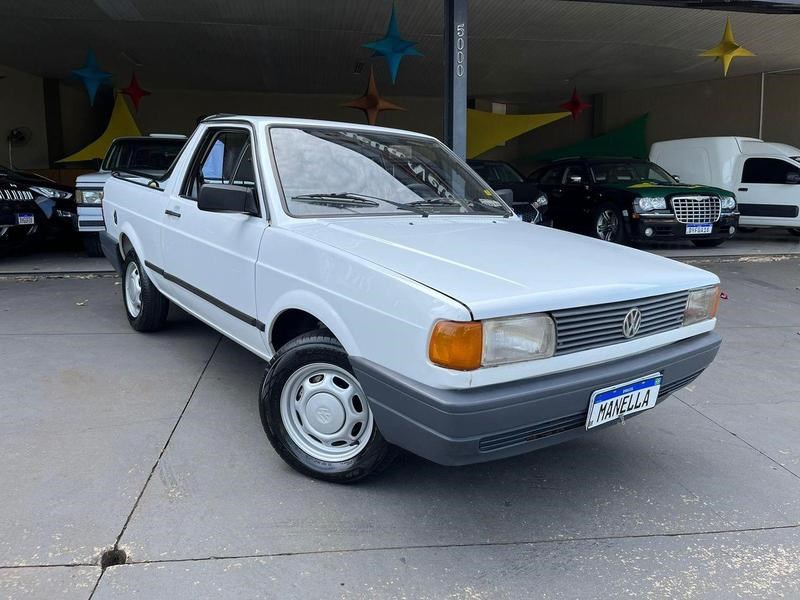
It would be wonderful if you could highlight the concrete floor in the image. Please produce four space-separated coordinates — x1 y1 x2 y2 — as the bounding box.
1 256 799 599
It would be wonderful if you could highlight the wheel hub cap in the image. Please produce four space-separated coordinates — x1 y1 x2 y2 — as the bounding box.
305 392 346 435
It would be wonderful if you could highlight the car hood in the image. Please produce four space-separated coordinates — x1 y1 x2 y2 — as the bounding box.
597 182 734 198
76 172 111 187
290 217 717 319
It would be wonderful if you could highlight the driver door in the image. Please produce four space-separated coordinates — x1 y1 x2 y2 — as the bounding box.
161 127 268 355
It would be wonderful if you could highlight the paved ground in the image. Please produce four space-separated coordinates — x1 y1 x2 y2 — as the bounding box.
1 256 799 599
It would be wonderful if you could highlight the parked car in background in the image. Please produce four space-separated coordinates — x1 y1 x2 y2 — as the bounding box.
0 164 75 254
101 116 723 482
467 159 549 224
75 134 186 256
650 137 800 236
529 157 739 247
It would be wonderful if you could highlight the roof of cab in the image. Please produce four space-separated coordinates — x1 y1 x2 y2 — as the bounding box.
200 114 438 141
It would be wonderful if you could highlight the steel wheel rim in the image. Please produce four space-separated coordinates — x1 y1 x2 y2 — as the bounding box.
280 362 374 462
125 262 143 318
596 210 619 241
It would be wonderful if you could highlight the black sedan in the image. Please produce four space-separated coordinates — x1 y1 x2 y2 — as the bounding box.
528 157 739 247
468 159 550 224
0 165 75 253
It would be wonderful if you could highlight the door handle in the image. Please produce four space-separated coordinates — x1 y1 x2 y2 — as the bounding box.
738 187 748 192
165 209 181 218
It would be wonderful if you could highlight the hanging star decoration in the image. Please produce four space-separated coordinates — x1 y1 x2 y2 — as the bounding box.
700 18 755 77
72 49 112 106
560 87 591 120
121 72 151 111
363 3 422 84
342 67 405 125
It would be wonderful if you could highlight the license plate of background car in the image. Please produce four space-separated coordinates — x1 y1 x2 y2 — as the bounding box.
686 223 712 235
585 373 662 430
16 213 34 225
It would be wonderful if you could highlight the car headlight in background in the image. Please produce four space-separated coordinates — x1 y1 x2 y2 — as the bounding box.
719 196 736 211
683 285 721 326
29 186 72 200
532 194 548 209
634 197 667 212
76 189 104 205
429 314 555 370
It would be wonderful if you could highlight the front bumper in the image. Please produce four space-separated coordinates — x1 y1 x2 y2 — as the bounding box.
629 214 738 242
351 332 721 466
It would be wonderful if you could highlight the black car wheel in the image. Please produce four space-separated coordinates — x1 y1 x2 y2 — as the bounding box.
788 228 800 237
691 238 727 248
593 204 627 243
122 250 169 332
260 330 397 483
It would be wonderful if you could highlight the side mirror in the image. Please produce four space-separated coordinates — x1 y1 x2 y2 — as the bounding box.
198 184 258 215
786 172 800 184
568 175 583 184
495 188 514 204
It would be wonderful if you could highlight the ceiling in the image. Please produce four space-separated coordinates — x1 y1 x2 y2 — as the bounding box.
2 0 800 105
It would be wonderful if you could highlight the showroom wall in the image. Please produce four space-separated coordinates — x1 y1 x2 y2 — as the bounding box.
0 65 48 169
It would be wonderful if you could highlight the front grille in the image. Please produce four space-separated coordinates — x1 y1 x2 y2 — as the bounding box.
670 195 721 223
0 189 33 200
552 291 689 355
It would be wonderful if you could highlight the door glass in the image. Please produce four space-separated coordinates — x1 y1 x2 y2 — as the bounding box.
742 158 800 184
186 131 252 199
540 166 565 184
564 165 588 184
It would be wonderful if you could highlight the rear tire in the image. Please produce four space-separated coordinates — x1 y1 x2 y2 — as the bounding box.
122 251 169 332
82 233 104 257
592 203 627 243
691 238 726 248
259 331 397 483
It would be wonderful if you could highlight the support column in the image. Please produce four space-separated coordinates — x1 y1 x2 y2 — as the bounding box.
42 78 64 167
444 0 467 158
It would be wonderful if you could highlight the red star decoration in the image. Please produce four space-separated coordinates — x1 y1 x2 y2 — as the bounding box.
560 87 591 120
120 72 151 111
342 67 405 126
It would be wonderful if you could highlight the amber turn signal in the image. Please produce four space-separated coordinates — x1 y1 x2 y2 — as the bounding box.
429 321 483 371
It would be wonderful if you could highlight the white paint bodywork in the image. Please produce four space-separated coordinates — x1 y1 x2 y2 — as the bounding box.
650 136 800 228
104 116 719 390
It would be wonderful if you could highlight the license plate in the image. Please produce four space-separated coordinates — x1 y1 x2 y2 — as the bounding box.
686 223 712 235
16 213 34 225
585 373 662 430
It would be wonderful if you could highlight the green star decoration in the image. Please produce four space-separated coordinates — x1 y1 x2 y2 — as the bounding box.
363 3 422 84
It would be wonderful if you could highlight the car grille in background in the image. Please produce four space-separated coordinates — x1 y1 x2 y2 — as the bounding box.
478 368 706 453
552 291 689 355
670 195 721 223
0 189 33 200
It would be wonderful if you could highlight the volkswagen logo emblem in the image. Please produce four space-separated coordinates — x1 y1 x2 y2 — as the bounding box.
622 308 642 338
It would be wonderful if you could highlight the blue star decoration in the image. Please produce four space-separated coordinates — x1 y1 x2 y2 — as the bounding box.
362 3 422 84
72 49 112 106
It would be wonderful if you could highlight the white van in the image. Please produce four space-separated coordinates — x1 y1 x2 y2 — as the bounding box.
650 137 800 234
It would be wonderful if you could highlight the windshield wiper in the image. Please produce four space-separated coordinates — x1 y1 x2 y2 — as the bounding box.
293 192 431 216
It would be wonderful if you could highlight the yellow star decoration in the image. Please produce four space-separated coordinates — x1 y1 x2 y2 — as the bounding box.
699 18 755 77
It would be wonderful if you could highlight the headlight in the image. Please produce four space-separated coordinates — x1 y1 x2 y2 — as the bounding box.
720 196 736 210
30 186 72 200
76 189 104 205
532 194 548 209
634 197 667 212
429 314 555 370
683 285 721 326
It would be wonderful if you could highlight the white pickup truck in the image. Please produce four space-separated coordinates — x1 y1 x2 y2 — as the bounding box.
101 115 723 482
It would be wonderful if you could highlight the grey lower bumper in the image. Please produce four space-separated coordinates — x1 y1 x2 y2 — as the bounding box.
351 332 721 466
100 231 123 275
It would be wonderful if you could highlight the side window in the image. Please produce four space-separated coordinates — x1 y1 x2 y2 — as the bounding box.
183 130 256 199
742 158 800 184
540 166 565 185
564 164 588 183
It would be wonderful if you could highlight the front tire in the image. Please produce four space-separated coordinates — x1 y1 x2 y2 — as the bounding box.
122 251 169 332
260 331 397 483
592 203 627 243
691 238 726 248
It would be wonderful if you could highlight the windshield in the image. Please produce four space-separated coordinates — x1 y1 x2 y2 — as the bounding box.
102 139 185 172
590 161 677 185
270 127 513 217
